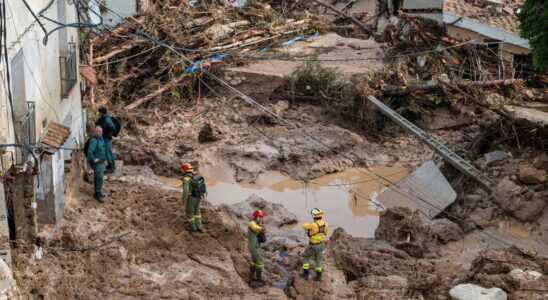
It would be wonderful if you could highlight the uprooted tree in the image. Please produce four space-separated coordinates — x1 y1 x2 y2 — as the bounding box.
518 0 548 71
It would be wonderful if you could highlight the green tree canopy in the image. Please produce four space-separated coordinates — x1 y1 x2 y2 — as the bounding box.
518 0 548 71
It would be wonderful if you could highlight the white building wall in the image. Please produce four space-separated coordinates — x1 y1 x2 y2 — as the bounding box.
0 1 86 230
1 0 85 158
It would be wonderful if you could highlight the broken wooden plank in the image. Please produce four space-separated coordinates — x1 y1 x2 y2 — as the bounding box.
94 42 140 63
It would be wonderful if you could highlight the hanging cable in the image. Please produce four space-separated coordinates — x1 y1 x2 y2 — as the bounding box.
21 0 49 44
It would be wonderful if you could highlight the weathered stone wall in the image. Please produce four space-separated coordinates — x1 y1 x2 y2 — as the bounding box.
0 259 20 300
12 173 36 243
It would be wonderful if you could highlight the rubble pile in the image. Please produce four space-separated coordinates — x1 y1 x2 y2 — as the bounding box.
91 0 319 115
12 0 546 299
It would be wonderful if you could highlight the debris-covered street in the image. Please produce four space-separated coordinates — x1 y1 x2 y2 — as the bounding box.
1 0 547 299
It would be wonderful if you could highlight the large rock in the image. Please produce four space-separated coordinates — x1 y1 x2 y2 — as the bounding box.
518 165 547 185
511 196 546 223
327 228 447 299
466 249 547 299
375 207 438 258
493 177 546 223
449 283 507 300
219 195 302 248
198 123 222 143
428 218 463 244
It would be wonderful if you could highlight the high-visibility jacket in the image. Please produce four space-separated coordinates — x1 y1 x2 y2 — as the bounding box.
303 219 328 244
248 220 263 248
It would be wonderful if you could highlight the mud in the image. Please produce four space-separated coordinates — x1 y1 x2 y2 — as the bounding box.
14 5 548 298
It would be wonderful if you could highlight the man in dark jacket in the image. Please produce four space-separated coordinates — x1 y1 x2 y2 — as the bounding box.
95 107 116 173
87 126 106 202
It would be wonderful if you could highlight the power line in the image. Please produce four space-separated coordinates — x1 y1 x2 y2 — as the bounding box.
21 0 49 44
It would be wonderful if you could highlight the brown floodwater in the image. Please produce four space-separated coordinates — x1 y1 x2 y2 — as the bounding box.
161 165 409 238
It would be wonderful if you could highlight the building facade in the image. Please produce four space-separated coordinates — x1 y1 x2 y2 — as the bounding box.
0 0 86 265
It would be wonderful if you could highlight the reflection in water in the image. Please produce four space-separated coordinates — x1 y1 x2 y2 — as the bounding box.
163 166 408 238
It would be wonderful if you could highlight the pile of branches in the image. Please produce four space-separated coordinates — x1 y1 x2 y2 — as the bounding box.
87 0 316 114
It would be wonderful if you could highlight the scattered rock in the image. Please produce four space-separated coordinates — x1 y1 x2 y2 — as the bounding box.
449 283 507 300
375 207 438 258
198 123 222 143
509 269 542 282
467 249 546 298
428 218 463 244
518 165 547 185
469 207 494 228
485 151 508 165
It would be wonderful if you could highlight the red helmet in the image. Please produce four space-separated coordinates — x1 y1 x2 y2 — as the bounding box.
253 210 265 218
181 162 194 172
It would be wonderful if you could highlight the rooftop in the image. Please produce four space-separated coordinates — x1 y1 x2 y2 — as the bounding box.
444 0 522 34
40 122 71 152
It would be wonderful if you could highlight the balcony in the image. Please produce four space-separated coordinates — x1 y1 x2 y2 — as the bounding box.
59 43 77 98
15 102 36 165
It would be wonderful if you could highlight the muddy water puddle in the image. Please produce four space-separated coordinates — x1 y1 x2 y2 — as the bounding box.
162 166 408 238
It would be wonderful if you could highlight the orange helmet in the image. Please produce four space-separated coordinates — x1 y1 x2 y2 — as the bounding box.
253 210 265 218
181 162 194 172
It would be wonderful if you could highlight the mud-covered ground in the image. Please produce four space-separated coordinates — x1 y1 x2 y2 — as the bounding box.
14 173 546 299
11 86 546 299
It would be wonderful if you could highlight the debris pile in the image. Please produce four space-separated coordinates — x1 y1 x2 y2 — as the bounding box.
90 0 319 114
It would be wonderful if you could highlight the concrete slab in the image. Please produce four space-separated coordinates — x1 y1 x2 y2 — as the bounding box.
504 106 548 126
377 160 457 219
226 33 383 100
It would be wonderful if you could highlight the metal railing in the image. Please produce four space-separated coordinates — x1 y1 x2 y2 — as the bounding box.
59 43 77 98
15 102 36 165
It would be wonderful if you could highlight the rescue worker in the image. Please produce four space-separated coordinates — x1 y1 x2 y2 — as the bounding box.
86 126 106 203
181 162 203 232
301 208 328 281
248 210 266 283
95 107 116 173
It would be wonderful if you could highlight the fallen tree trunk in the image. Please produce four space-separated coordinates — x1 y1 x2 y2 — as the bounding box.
310 0 377 36
127 75 188 110
382 79 520 96
127 87 169 110
94 42 140 63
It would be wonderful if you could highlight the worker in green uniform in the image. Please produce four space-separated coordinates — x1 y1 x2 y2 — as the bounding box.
180 162 205 232
248 210 266 283
301 208 328 281
86 126 106 203
95 107 117 173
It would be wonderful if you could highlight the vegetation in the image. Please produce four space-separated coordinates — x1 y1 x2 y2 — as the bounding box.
293 52 341 93
518 0 548 71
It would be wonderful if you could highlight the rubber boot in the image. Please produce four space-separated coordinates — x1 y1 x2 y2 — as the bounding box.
300 269 309 280
94 192 104 203
256 269 266 283
105 165 115 174
315 271 322 282
248 266 256 282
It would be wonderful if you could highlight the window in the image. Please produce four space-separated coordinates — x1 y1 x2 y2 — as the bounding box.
59 43 77 98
